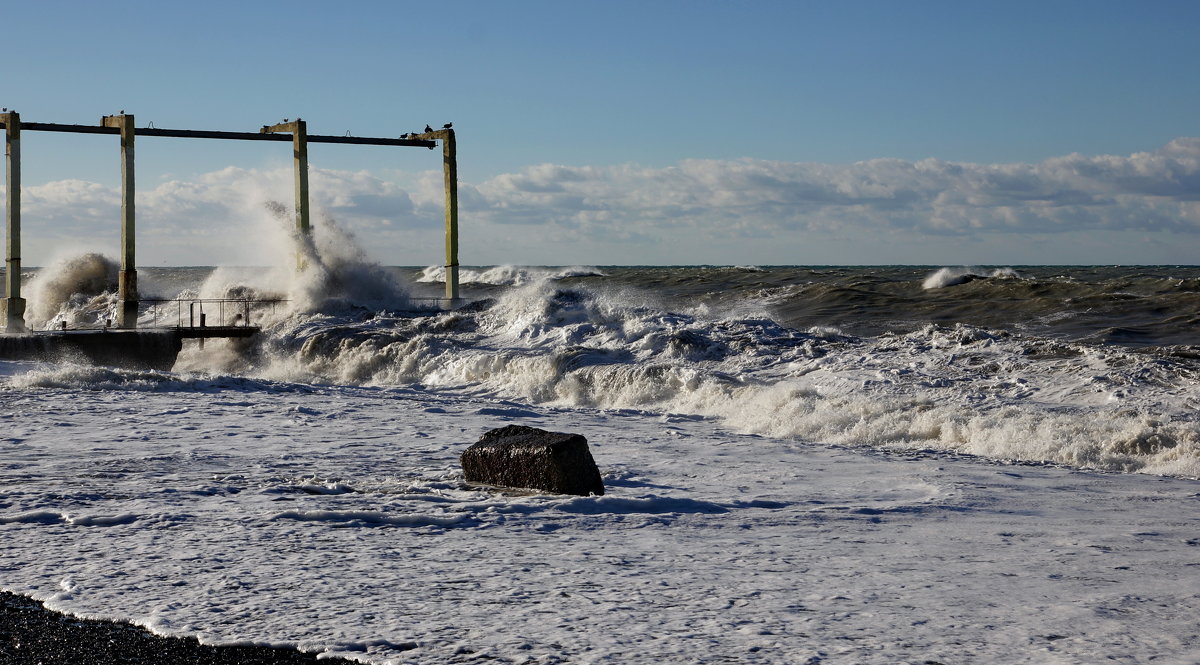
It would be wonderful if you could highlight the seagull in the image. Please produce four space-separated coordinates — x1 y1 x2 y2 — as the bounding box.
443 122 452 129
424 124 433 133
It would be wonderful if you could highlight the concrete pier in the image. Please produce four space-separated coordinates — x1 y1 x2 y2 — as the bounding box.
0 330 182 370
0 109 465 365
1 111 25 332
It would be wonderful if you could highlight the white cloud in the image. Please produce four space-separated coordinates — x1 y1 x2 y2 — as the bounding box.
465 138 1200 240
6 138 1200 266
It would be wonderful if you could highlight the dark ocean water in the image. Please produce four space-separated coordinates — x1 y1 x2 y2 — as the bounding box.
427 265 1200 348
11 263 1200 348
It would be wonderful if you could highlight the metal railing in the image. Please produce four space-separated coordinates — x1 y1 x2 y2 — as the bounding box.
142 298 289 329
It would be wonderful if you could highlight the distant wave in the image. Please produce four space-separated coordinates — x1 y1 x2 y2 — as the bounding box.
417 265 606 286
922 266 1020 289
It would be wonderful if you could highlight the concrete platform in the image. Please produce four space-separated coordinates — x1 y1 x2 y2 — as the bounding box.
0 329 184 370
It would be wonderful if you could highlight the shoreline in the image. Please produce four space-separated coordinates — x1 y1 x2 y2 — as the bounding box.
0 591 357 665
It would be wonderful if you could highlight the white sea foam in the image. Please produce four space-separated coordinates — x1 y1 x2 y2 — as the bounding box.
3 372 1200 663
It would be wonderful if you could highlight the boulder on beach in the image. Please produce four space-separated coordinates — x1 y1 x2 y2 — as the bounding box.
461 425 604 496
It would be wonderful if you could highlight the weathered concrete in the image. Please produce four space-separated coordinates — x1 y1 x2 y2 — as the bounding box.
294 120 310 238
261 119 311 239
461 425 605 496
442 129 459 302
411 128 460 303
2 111 25 332
0 330 182 370
102 114 138 328
7 121 434 146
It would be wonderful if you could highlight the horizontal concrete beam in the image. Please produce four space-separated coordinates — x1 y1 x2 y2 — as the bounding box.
260 121 301 134
407 129 452 141
0 121 436 147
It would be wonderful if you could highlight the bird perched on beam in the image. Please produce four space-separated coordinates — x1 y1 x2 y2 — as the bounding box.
443 123 453 129
424 124 433 133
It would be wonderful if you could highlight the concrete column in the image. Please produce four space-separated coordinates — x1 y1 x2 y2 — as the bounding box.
442 129 459 302
103 114 137 328
1 111 26 332
260 120 311 270
293 119 310 238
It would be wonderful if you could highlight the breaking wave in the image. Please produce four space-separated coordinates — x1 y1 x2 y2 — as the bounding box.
25 253 120 329
417 265 605 286
157 277 1200 478
922 266 1021 289
11 220 1200 478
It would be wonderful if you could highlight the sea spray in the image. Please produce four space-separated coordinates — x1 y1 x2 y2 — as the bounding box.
175 203 421 374
24 253 120 329
190 203 415 316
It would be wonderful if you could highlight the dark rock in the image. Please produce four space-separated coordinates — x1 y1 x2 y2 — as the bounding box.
461 425 604 496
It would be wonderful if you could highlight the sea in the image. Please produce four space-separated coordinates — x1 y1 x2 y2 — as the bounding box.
3 255 1200 663
17 257 1200 476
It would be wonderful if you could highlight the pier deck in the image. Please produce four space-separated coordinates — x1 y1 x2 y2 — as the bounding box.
0 325 261 370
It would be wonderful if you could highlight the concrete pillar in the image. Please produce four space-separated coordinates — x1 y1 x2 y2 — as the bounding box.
103 114 137 328
1 111 26 332
293 119 310 238
260 120 311 270
442 128 460 302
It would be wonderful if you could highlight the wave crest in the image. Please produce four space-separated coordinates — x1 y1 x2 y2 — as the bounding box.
922 266 1020 289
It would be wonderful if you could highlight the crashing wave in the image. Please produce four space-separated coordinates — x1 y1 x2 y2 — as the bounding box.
922 266 1020 289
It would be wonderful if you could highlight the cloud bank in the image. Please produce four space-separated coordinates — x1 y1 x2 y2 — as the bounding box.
5 138 1199 265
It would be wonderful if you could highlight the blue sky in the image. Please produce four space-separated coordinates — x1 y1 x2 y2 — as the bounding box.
3 0 1200 266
